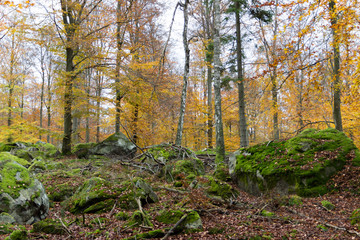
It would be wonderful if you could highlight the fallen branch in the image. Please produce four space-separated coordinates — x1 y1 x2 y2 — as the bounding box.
161 213 188 240
120 162 155 174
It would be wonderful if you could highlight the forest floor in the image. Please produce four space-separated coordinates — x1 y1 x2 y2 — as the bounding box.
2 154 360 240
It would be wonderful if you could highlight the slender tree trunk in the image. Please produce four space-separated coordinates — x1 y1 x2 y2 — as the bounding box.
204 0 213 149
115 0 122 134
132 103 139 143
39 55 45 140
235 2 248 147
175 0 190 146
213 0 225 163
271 1 279 140
47 61 52 143
329 0 342 131
96 72 102 143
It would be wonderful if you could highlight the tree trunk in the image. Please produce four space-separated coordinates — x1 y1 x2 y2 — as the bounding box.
115 0 122 134
329 0 343 131
62 46 74 154
175 0 190 146
213 0 225 163
47 60 52 143
235 1 248 147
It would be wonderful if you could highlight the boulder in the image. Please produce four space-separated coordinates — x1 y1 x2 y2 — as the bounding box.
0 153 49 224
64 177 158 213
90 133 136 158
156 210 202 233
229 128 360 197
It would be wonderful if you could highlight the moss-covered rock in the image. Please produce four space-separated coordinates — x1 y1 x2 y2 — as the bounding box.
156 210 202 233
0 153 49 224
64 177 158 214
31 219 68 235
5 229 28 240
230 128 360 197
203 176 238 200
261 210 275 217
89 133 136 157
73 143 96 158
127 210 153 227
321 200 335 210
288 195 303 206
172 159 204 179
123 229 165 240
0 213 15 224
115 211 129 221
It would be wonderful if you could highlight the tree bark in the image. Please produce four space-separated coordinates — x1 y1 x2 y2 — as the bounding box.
213 0 225 163
329 0 343 131
175 0 190 146
235 1 248 147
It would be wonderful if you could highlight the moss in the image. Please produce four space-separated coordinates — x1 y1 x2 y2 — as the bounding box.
234 128 357 196
0 224 13 235
124 229 165 240
83 198 115 213
261 210 275 217
115 211 129 221
350 209 360 225
156 210 184 224
0 143 17 152
208 226 225 234
321 200 335 210
5 230 28 240
0 155 33 199
288 195 302 206
31 219 67 235
127 210 153 227
205 176 238 200
214 164 230 181
0 152 30 167
172 159 204 178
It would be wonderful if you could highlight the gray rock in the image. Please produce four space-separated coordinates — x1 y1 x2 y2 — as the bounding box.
90 132 137 158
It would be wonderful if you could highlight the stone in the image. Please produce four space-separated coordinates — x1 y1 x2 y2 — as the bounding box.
90 133 137 158
156 210 202 233
230 128 360 197
0 153 49 224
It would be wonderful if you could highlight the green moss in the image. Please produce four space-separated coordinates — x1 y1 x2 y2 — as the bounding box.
156 210 184 224
261 210 275 217
350 209 360 225
0 224 13 235
214 164 230 181
205 176 238 200
124 229 165 240
321 200 335 210
6 230 28 240
31 219 67 235
0 155 33 199
172 159 204 178
0 143 17 152
127 210 153 227
83 198 115 213
234 128 358 196
115 211 129 221
288 195 302 206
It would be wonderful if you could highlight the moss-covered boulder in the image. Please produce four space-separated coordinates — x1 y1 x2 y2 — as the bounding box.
0 153 49 224
64 177 158 213
89 133 136 158
172 159 205 179
31 219 68 235
156 210 202 233
7 142 59 160
202 176 238 200
72 142 96 158
5 229 28 240
123 230 165 240
229 128 360 197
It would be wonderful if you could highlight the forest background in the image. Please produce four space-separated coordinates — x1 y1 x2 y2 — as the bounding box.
0 0 359 154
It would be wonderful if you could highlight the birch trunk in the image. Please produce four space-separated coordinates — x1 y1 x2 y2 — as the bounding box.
175 0 190 146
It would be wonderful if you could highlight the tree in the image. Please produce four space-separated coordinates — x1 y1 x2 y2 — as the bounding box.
213 0 225 162
175 0 190 146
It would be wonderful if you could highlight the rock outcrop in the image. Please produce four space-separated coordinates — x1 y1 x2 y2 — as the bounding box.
229 128 360 197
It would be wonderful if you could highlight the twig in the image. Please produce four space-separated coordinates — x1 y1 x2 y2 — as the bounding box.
161 213 188 240
109 199 118 217
59 218 72 235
